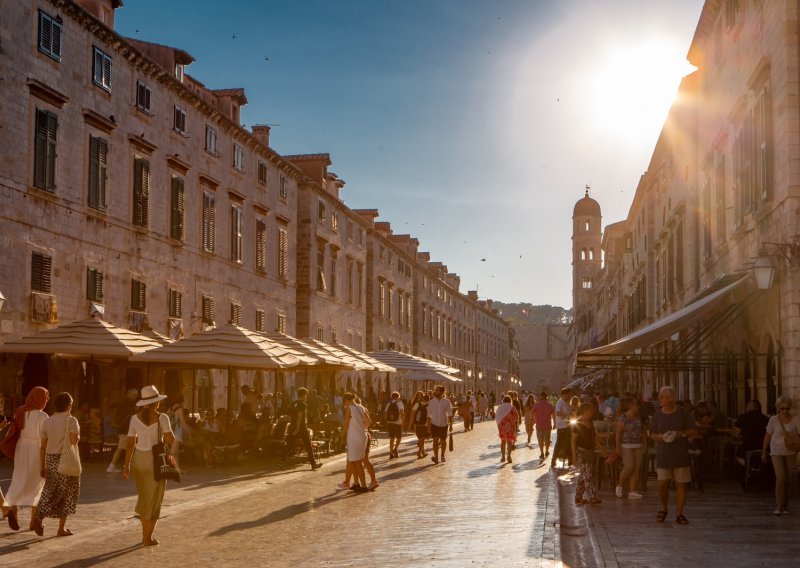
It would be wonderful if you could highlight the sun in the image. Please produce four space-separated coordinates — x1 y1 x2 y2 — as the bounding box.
585 38 696 148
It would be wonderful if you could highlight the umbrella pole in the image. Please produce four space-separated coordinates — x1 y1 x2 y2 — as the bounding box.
228 367 234 415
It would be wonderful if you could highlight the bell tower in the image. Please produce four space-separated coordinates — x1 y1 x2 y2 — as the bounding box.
572 187 602 311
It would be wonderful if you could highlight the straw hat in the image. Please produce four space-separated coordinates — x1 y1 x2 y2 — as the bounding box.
136 385 168 407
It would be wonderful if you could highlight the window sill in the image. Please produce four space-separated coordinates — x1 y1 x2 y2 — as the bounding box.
93 83 112 96
172 129 189 139
28 185 58 200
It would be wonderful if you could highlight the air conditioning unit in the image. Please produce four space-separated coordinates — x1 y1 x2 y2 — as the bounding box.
30 293 58 323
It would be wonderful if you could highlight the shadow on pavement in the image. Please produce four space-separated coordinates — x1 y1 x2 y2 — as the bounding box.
47 543 142 567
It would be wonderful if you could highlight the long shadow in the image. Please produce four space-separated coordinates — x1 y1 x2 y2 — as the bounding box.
209 491 354 536
0 536 41 555
47 543 142 567
467 464 503 478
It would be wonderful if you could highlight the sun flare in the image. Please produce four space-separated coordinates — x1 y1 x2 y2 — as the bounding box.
585 39 696 147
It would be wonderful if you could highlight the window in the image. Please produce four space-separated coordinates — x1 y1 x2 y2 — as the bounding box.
581 277 592 289
230 302 242 326
347 257 354 304
255 309 266 332
33 109 58 192
131 279 146 311
233 144 244 171
584 219 590 231
277 313 287 334
277 225 289 278
168 288 182 318
92 47 112 91
173 105 186 134
329 249 337 297
347 221 354 241
755 83 773 203
331 211 339 232
255 217 267 272
230 204 243 263
205 125 217 154
331 329 337 344
175 63 184 82
317 325 324 341
279 175 288 199
379 281 385 318
316 244 326 291
356 263 363 308
38 11 62 60
257 161 267 185
87 135 108 210
31 252 52 293
170 176 185 241
86 268 104 301
318 200 326 223
201 296 215 326
202 192 215 252
132 158 150 227
136 81 152 113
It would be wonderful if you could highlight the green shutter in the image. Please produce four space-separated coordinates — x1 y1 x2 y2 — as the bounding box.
170 177 185 241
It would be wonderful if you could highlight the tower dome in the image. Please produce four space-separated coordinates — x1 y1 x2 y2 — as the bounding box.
573 189 600 217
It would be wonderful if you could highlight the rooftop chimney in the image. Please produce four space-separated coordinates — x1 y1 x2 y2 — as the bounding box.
252 125 271 148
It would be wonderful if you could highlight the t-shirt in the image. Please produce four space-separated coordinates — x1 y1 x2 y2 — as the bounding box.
427 396 452 427
735 411 768 452
42 413 80 454
572 420 595 450
652 406 694 468
617 413 643 446
128 413 173 451
289 400 308 431
766 415 800 456
534 400 555 430
384 400 405 425
555 398 571 429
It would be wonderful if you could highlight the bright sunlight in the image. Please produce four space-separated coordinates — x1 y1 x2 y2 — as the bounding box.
585 38 696 148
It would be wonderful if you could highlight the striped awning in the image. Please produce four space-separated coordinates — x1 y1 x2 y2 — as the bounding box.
403 370 462 383
303 340 396 372
0 317 164 358
130 324 301 369
366 350 460 374
261 333 354 369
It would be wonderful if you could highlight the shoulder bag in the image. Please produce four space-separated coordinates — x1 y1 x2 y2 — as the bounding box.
0 419 20 460
779 419 800 453
57 417 82 477
152 414 181 483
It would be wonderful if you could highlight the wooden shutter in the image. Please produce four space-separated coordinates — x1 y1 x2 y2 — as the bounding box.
255 310 265 332
169 289 182 318
131 279 146 311
278 227 288 277
256 218 267 271
230 303 242 326
170 176 185 241
88 136 107 210
202 192 215 252
202 296 215 325
39 12 51 53
31 252 52 293
231 206 242 262
51 19 61 57
86 268 103 301
34 109 57 191
133 158 149 226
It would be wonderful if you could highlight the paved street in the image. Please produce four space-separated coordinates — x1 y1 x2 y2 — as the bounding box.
0 421 560 567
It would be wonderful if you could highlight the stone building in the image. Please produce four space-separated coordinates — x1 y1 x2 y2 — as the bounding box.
573 0 800 416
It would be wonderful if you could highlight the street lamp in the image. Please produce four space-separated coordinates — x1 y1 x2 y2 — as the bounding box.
753 256 775 290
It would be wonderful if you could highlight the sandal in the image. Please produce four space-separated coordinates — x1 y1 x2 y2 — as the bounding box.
32 519 44 537
656 510 668 523
675 514 690 525
57 529 74 537
7 509 19 531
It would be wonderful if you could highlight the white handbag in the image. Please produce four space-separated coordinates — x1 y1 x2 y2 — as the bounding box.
57 417 82 477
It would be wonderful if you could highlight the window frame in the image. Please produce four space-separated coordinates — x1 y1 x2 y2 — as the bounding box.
38 10 62 61
173 105 187 135
131 279 147 312
136 80 152 114
33 108 58 192
31 252 53 293
170 175 185 242
92 46 112 91
88 135 108 211
86 267 104 301
205 125 217 155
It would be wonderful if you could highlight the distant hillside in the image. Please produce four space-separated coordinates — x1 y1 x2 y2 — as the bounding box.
493 302 573 326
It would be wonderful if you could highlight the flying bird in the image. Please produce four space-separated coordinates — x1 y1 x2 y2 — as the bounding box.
264 56 270 62
481 258 486 262
232 34 237 40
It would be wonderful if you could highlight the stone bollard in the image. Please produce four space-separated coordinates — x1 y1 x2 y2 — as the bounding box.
556 469 604 567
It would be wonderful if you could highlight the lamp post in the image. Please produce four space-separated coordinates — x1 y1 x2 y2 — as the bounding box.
753 256 775 290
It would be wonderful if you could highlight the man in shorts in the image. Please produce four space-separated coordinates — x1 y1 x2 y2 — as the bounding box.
650 386 697 525
384 391 405 459
427 385 452 464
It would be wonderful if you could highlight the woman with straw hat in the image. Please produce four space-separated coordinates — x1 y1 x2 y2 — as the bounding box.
121 385 174 546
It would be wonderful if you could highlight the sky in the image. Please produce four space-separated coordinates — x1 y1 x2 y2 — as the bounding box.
115 0 705 310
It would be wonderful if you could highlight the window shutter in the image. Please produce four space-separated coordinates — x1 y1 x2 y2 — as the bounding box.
278 227 288 277
133 158 149 226
31 252 53 293
169 289 182 317
51 20 61 58
39 13 51 53
131 280 146 311
203 192 216 252
34 110 48 189
231 206 242 262
170 176 185 241
93 49 103 84
88 136 107 210
86 268 103 301
202 296 215 325
256 218 267 271
103 54 112 88
255 310 265 332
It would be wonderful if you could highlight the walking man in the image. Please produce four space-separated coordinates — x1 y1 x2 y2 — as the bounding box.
106 388 138 473
281 387 323 470
552 388 573 468
427 385 452 464
385 391 404 459
650 386 696 524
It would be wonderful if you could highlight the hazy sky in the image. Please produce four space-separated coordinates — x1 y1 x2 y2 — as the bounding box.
115 0 705 309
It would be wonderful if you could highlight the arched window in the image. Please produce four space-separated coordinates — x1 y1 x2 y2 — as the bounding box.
580 249 587 260
588 248 595 260
585 219 590 231
582 277 592 289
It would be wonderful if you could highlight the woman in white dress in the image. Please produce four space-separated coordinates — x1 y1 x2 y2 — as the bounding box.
5 386 49 532
339 392 368 492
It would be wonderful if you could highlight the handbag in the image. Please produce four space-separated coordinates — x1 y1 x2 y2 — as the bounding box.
152 415 181 483
779 419 800 453
57 417 82 477
448 422 454 452
0 419 20 459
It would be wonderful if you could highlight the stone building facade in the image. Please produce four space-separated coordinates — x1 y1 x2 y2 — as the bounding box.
573 0 800 416
0 0 518 411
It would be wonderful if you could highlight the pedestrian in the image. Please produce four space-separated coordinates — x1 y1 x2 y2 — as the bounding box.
496 395 519 463
4 386 49 532
32 392 80 537
280 387 323 470
523 394 536 446
478 392 489 421
459 397 473 432
408 391 430 458
614 396 646 499
385 391 404 459
122 385 174 546
534 391 555 460
509 391 523 432
166 393 192 474
107 388 139 473
733 399 768 466
340 396 379 491
650 386 696 525
762 395 800 515
552 388 573 468
339 392 369 492
427 385 453 464
572 401 602 505
240 385 261 415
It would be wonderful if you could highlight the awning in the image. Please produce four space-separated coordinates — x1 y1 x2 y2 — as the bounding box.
366 350 460 374
577 273 750 369
305 341 396 372
403 370 463 383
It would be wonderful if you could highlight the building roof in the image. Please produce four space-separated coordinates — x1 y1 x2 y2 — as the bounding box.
573 190 601 217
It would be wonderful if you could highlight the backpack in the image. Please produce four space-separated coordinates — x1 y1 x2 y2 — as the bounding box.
414 403 428 425
386 401 400 422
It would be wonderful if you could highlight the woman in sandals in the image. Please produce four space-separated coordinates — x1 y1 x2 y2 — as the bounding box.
571 401 602 505
32 392 80 537
495 395 519 463
762 394 800 515
121 385 175 546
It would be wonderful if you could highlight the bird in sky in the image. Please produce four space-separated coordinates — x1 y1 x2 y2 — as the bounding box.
481 258 486 262
232 34 237 40
264 56 270 62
